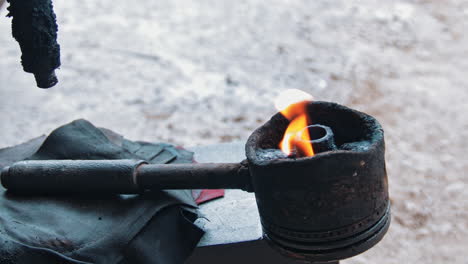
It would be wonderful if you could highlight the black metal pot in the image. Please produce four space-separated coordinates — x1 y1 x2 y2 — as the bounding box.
245 101 390 262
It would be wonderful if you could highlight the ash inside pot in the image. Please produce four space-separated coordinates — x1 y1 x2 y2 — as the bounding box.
341 141 372 152
256 148 289 161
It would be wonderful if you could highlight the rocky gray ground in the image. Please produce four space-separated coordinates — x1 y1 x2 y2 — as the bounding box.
1 0 468 263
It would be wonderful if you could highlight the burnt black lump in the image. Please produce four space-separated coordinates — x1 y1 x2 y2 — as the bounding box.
7 0 61 88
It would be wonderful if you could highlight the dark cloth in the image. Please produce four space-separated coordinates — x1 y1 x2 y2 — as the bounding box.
0 119 204 264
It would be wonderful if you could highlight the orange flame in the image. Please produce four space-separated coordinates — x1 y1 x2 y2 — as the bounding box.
275 89 314 157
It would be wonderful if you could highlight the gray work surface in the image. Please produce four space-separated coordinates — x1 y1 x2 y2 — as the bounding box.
186 142 300 264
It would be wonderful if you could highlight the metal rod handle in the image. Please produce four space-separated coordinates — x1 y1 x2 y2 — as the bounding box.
138 162 250 190
1 160 251 195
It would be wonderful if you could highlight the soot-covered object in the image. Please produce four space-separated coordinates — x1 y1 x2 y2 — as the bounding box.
2 101 390 263
245 101 390 262
6 0 61 88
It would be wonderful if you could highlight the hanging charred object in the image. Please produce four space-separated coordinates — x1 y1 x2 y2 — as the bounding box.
6 0 61 88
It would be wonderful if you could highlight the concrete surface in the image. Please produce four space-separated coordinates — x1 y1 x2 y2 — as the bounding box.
1 0 468 263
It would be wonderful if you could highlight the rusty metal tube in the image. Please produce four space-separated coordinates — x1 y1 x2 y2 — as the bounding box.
0 160 251 194
138 162 251 191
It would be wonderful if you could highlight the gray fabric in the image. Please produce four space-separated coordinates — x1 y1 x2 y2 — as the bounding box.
0 119 204 264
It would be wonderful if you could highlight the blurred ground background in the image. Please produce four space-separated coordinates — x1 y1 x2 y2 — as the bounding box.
1 0 467 263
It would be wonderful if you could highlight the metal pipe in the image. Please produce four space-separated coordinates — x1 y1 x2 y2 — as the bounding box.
138 162 251 191
0 160 252 194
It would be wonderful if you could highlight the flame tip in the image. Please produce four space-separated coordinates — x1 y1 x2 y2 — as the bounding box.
274 89 314 112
